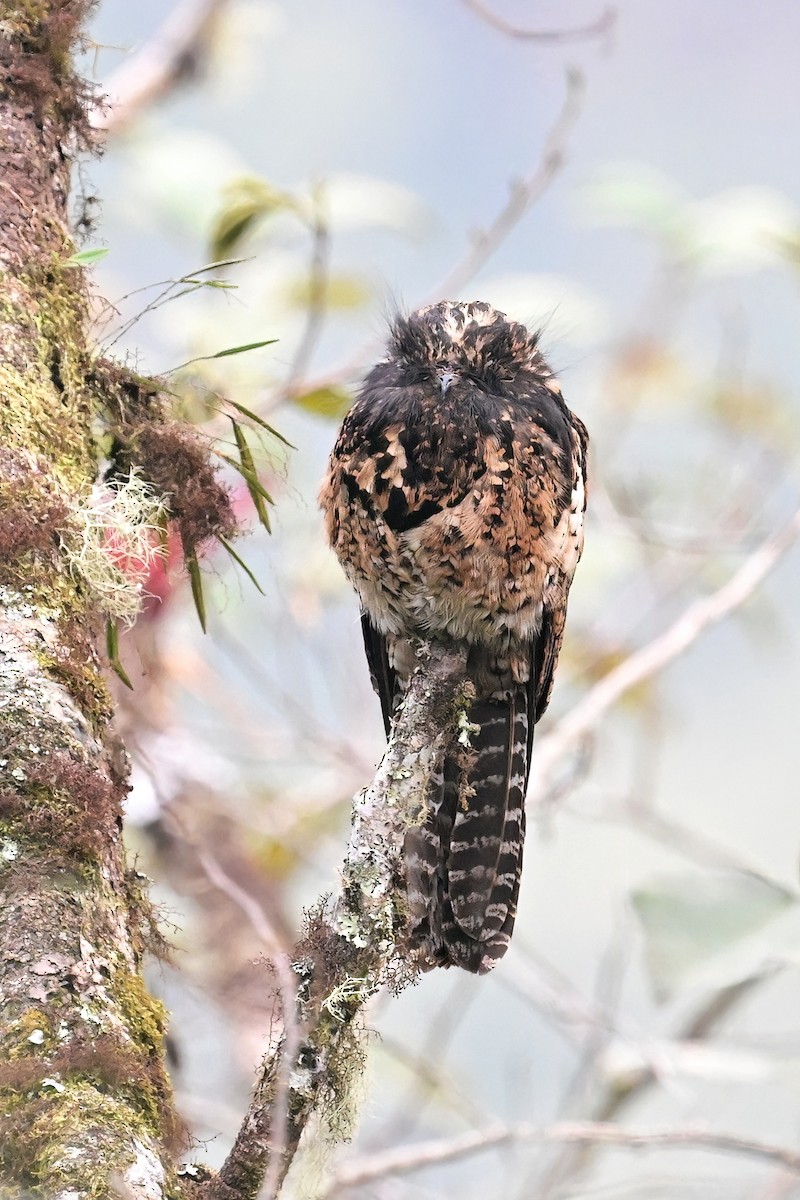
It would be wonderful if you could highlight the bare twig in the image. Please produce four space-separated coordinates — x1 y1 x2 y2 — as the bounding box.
428 67 585 303
93 0 230 135
203 642 472 1200
529 505 800 804
460 0 616 44
331 1120 800 1190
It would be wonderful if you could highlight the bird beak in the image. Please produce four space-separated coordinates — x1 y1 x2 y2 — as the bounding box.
438 369 456 395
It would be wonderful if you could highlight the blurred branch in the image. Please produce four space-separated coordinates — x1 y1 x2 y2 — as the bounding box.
529 504 800 804
384 979 489 1141
203 642 471 1200
623 802 790 889
378 1026 493 1134
283 188 332 395
93 0 230 135
460 0 616 44
331 1120 800 1190
195 850 301 1200
428 67 585 302
529 944 780 1196
281 67 585 407
500 945 623 1046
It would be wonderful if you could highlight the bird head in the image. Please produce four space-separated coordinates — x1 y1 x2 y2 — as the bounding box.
388 300 544 394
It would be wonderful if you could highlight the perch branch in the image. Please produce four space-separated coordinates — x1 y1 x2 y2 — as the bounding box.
203 642 471 1200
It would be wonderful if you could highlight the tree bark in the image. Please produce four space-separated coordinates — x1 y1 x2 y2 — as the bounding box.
0 6 181 1196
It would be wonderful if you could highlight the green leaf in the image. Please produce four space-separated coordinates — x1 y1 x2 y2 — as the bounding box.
217 454 275 504
292 385 352 419
581 164 687 241
219 537 265 595
284 272 370 311
632 870 795 1002
225 399 296 448
105 619 133 689
64 247 110 268
210 177 299 260
181 258 249 277
186 552 207 633
211 340 278 359
230 422 272 532
165 339 277 375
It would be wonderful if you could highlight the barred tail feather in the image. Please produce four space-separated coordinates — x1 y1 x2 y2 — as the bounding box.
403 761 456 967
405 685 531 974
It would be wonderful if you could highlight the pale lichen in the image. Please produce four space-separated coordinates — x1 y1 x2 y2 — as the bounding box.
61 471 167 626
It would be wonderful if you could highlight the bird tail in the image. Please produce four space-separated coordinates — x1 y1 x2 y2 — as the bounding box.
404 683 531 974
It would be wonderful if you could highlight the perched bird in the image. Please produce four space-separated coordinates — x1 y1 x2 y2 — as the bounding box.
320 300 588 974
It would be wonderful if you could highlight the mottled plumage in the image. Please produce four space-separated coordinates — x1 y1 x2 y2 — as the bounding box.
320 300 588 973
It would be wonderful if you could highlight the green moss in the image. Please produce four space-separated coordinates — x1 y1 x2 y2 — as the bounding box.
0 1080 154 1198
3 1010 55 1059
0 264 100 637
113 969 168 1057
0 264 94 489
0 822 95 883
108 971 184 1148
31 643 113 730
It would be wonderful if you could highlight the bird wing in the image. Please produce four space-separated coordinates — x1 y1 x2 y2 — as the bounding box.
360 613 396 737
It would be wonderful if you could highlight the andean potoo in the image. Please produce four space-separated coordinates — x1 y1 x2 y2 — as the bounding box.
320 301 588 973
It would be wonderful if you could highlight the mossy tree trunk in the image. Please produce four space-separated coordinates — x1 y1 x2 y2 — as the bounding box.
0 6 183 1196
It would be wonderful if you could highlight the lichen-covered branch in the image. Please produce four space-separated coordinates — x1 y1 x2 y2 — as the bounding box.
205 642 471 1200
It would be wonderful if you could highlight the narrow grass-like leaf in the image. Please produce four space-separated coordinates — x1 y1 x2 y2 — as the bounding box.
64 247 110 268
186 552 207 633
217 453 275 505
212 210 261 260
212 339 278 359
166 339 278 375
105 619 133 689
230 422 272 532
219 537 265 595
182 258 249 277
225 399 296 447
